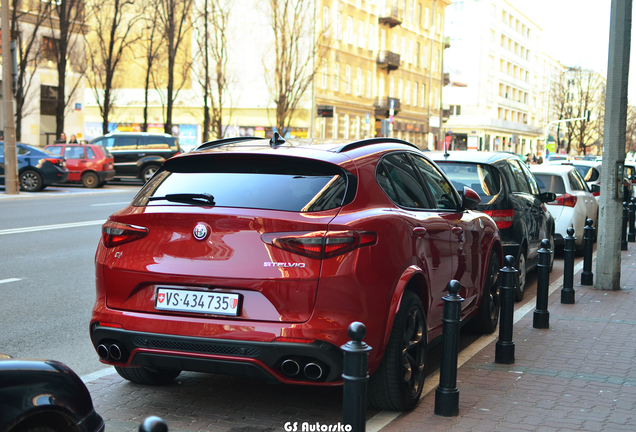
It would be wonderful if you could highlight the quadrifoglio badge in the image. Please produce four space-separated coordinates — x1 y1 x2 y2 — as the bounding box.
284 422 352 432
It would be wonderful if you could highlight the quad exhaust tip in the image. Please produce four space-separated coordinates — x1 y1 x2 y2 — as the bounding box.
109 344 122 361
281 359 300 377
97 344 109 360
304 362 323 380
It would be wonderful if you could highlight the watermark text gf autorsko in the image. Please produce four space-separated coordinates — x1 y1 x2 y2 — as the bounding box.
284 422 352 432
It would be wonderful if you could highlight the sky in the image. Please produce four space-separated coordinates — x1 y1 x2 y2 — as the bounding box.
511 0 636 101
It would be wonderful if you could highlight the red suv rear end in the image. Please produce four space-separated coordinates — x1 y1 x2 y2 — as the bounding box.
90 136 501 411
44 144 115 188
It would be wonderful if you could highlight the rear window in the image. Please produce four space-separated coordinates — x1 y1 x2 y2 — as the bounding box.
435 162 501 204
132 154 355 212
573 165 600 182
535 174 566 195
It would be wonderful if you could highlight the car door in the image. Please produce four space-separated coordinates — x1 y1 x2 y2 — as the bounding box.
518 159 551 260
63 146 86 182
112 136 139 176
410 153 484 312
569 169 598 222
375 152 453 334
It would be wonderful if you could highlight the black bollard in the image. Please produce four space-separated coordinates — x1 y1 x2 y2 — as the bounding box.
495 255 517 364
533 239 552 329
630 198 636 242
581 218 595 286
341 322 372 432
139 417 168 432
561 227 576 304
434 280 464 417
622 202 629 251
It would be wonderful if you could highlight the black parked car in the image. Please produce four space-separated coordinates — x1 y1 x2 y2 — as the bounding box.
89 132 181 182
431 151 556 301
0 143 69 191
0 354 105 432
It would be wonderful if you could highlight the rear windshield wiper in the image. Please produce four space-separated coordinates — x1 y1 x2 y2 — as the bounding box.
148 193 215 206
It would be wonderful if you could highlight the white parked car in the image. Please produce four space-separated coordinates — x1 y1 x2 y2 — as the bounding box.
530 164 599 253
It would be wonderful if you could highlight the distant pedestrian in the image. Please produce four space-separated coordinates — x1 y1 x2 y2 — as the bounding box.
55 132 67 143
69 134 79 143
532 154 537 164
525 153 531 164
537 155 543 164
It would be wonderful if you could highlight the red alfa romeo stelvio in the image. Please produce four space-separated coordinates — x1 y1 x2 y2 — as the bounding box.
90 135 502 411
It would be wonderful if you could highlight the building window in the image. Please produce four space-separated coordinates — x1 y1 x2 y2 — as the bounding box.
332 114 339 139
42 36 59 63
424 7 429 29
323 7 330 37
345 65 351 93
405 81 410 105
398 79 403 101
413 82 418 106
389 76 395 98
415 42 420 67
367 71 372 98
334 62 340 91
343 115 350 139
321 60 328 89
421 84 426 107
417 3 422 27
40 85 57 115
347 16 354 44
368 24 374 50
336 12 342 40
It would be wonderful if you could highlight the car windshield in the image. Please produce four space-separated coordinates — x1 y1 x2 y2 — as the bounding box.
133 154 353 212
534 174 566 195
435 162 501 205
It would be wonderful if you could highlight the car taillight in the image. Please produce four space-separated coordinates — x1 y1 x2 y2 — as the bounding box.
551 193 577 207
482 209 515 229
45 158 64 167
102 221 149 247
261 230 377 259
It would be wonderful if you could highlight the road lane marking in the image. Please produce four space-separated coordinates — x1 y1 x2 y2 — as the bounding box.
0 220 105 235
0 278 21 284
91 202 131 207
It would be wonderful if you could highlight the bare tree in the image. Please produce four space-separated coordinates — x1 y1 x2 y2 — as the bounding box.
264 0 325 135
155 0 195 135
85 0 143 134
194 0 231 141
48 0 87 137
9 0 52 141
137 7 163 132
549 71 570 153
625 105 636 155
565 69 604 155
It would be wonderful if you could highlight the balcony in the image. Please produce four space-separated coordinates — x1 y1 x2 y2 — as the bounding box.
374 97 401 118
377 51 400 72
378 6 402 27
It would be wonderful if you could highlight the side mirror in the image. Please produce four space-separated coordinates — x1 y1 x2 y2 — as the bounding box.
461 186 481 210
539 192 557 203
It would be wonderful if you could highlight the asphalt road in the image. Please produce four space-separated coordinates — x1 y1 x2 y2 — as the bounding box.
0 183 140 375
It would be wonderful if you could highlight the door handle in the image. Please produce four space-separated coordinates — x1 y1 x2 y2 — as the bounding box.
413 227 427 237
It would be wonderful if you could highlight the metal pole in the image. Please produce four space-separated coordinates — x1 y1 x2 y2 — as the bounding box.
495 255 516 364
533 239 552 329
629 198 636 242
561 227 576 304
434 280 464 417
341 322 372 432
622 201 629 250
581 219 595 286
1 0 18 194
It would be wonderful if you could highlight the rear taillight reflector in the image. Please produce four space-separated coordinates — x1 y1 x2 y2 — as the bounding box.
102 220 149 247
261 230 377 259
551 193 577 207
482 209 515 230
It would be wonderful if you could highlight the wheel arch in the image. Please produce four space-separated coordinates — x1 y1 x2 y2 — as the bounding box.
8 410 79 432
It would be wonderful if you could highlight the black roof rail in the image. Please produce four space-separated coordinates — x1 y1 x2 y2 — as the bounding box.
196 136 266 150
336 138 419 153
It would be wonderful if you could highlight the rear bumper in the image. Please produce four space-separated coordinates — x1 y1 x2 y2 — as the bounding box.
98 170 116 182
90 324 344 385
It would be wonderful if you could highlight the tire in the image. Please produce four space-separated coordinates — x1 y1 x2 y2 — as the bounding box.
81 172 100 188
514 250 527 302
19 170 43 192
368 290 427 411
115 365 181 385
22 428 56 432
473 251 500 334
140 164 160 182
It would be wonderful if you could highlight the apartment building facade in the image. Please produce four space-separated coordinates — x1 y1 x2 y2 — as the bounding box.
442 0 552 156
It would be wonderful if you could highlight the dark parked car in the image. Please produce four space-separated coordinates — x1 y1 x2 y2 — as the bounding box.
0 142 68 192
91 136 502 411
0 354 105 432
89 132 181 182
44 143 115 188
430 151 555 301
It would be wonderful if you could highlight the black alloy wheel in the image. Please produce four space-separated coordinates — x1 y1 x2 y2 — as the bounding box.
514 249 527 302
473 251 500 333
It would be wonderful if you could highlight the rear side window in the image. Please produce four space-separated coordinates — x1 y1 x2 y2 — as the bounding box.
436 161 501 205
47 146 62 155
535 174 566 195
376 153 430 209
86 147 97 159
115 137 138 150
568 170 587 191
133 154 354 212
141 136 170 150
574 165 600 182
508 160 531 194
64 146 86 159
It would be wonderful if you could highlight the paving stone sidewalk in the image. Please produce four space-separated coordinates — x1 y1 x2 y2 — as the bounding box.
384 250 636 432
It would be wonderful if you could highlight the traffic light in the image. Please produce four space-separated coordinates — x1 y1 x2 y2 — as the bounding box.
584 110 591 122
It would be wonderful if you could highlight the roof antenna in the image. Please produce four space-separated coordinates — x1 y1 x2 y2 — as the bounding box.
270 131 286 148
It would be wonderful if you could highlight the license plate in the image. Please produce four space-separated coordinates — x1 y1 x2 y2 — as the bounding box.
155 287 240 316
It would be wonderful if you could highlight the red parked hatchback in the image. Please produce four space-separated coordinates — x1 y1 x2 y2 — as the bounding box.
44 143 115 188
90 136 502 411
